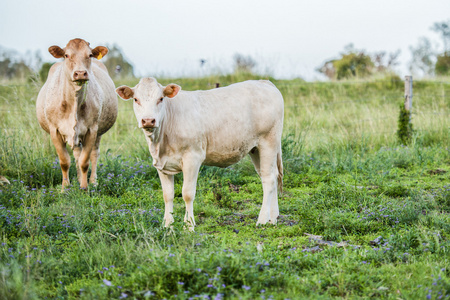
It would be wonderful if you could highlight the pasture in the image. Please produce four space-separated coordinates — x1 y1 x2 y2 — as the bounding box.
0 74 449 299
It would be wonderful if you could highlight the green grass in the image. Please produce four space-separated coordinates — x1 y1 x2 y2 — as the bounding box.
0 74 450 299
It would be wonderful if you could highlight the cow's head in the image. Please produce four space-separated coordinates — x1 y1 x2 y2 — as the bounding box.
115 77 181 133
48 38 108 84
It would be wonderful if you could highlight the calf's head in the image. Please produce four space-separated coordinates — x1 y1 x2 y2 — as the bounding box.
48 38 108 84
115 78 181 132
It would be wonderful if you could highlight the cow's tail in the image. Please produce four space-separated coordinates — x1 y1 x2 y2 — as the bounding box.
277 150 283 194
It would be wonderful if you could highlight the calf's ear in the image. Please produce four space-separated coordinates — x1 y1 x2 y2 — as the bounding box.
49 46 65 58
163 84 181 98
116 86 134 100
92 46 108 60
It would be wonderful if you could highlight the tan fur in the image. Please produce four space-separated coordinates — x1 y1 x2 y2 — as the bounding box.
36 38 118 190
163 84 180 98
116 86 134 100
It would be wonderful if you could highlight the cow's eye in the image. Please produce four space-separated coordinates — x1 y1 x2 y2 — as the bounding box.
64 54 69 58
160 97 164 102
134 98 140 105
89 54 93 58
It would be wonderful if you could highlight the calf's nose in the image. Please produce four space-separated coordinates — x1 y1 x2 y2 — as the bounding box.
142 118 156 128
73 70 89 81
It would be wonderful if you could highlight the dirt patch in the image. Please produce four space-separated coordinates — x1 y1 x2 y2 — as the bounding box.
428 169 447 175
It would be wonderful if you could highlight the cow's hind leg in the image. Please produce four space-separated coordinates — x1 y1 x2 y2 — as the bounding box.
89 136 101 185
181 156 202 231
256 140 280 225
158 170 175 227
73 145 81 183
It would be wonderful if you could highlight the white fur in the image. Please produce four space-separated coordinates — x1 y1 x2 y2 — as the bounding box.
117 77 284 230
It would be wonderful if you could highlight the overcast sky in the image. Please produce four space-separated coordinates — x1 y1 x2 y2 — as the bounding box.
1 0 449 80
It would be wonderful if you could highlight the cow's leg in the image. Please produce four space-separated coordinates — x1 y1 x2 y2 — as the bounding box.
256 141 279 225
73 145 81 183
158 170 175 227
181 158 202 231
50 129 71 191
249 147 261 177
78 129 97 189
89 136 101 185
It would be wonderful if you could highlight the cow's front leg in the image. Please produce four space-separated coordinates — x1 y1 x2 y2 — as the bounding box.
158 170 174 227
182 157 202 231
78 129 97 189
50 129 71 191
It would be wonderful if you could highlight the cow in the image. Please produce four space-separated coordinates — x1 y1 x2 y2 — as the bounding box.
116 78 284 230
36 38 118 190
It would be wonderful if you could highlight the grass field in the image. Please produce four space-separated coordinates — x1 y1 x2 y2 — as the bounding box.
0 74 449 299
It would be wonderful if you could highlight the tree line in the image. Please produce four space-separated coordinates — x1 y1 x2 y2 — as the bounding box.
1 20 449 82
0 44 134 82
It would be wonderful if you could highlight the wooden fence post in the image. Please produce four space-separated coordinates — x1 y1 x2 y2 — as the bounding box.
404 75 413 113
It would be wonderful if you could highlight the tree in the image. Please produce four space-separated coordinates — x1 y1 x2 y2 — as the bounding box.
435 53 450 75
0 46 33 80
102 44 134 79
431 20 450 52
432 20 450 75
318 44 376 80
409 37 435 77
233 53 256 73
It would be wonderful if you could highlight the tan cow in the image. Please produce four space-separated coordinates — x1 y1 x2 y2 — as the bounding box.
36 38 118 190
116 78 284 230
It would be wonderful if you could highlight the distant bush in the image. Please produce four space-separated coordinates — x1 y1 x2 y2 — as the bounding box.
103 44 135 79
318 44 400 80
435 52 450 75
39 62 53 82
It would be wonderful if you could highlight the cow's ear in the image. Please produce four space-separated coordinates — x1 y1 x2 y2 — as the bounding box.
163 84 181 98
116 86 134 100
49 46 65 58
92 46 108 60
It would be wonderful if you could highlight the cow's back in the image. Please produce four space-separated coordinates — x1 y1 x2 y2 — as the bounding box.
164 80 284 167
91 61 118 136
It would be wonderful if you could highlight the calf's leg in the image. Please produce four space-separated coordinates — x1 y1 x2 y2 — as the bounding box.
158 170 175 227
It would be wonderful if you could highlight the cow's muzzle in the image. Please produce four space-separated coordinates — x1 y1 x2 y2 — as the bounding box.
73 70 89 84
142 118 156 129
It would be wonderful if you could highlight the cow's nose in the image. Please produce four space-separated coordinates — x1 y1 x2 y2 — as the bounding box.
73 71 89 81
142 118 156 128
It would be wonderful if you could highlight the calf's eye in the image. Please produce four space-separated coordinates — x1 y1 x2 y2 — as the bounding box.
134 98 141 105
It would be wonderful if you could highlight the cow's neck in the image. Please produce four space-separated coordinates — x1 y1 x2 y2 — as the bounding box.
147 117 167 166
72 82 89 109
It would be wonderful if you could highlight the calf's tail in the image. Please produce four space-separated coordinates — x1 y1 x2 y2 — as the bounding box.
277 151 283 193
